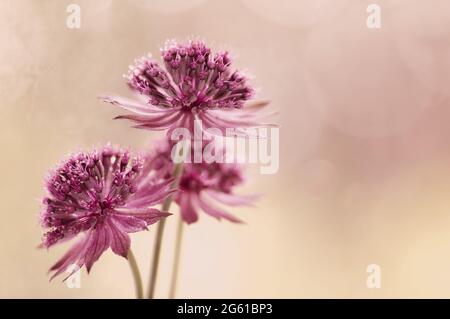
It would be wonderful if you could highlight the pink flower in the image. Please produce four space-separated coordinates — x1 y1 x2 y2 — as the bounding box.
100 40 273 136
144 140 258 224
40 145 173 279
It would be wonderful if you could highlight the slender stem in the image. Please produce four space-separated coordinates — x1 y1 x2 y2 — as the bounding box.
147 162 184 299
169 216 184 298
127 249 143 299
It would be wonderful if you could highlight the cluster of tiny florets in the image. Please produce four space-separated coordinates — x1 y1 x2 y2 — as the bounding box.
42 147 142 247
179 162 244 194
126 40 254 111
144 141 244 195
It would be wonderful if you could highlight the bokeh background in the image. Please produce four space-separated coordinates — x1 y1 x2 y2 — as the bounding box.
2 0 450 298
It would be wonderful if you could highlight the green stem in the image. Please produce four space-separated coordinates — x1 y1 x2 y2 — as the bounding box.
169 215 184 298
127 249 143 299
147 162 184 299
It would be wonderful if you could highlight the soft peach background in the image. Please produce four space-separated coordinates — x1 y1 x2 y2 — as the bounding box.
2 0 450 298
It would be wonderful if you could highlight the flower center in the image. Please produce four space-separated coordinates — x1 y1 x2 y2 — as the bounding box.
179 175 205 193
98 199 113 216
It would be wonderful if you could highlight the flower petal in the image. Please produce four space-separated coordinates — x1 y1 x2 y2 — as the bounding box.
196 192 243 223
107 218 130 258
125 178 175 208
99 94 167 114
202 111 277 129
114 109 179 124
111 208 170 232
179 193 199 224
131 112 184 130
206 190 259 207
49 232 93 280
85 224 110 273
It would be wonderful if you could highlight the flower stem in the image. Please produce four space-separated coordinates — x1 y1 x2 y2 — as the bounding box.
127 249 143 299
169 215 184 298
147 162 184 299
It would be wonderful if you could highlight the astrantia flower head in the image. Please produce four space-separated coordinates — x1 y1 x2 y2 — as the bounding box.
144 140 258 224
40 145 173 279
131 40 253 110
101 39 273 135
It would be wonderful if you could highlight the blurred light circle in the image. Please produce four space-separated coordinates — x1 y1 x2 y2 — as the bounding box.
241 0 351 28
0 3 46 104
392 0 450 97
303 6 430 138
298 159 338 198
85 0 113 32
131 0 207 14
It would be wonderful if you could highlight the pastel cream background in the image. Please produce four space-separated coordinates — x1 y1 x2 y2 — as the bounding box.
2 0 450 298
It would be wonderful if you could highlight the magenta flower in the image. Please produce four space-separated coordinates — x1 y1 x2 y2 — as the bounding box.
40 146 173 279
144 140 258 224
177 162 257 224
100 40 273 136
